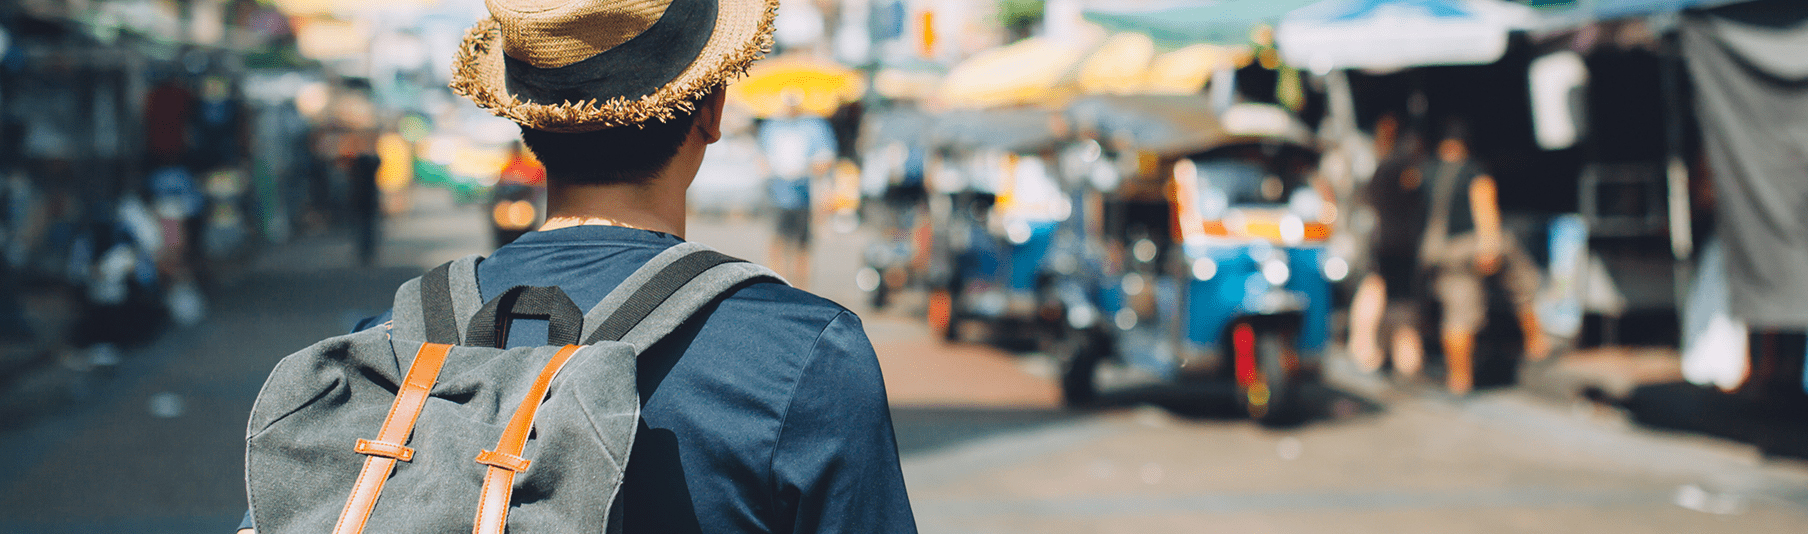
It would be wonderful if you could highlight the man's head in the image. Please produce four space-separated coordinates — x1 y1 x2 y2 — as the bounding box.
518 88 722 186
1437 118 1470 163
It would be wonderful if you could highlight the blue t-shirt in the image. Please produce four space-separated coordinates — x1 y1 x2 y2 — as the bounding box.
243 225 916 533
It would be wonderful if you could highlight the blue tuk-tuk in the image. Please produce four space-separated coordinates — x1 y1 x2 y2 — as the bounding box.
923 108 1074 343
854 108 936 310
1057 98 1340 423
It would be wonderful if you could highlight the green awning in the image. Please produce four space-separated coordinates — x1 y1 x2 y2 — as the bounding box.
1082 0 1323 47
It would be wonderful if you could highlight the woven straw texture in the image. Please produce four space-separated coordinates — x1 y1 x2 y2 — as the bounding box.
452 0 779 133
490 0 672 69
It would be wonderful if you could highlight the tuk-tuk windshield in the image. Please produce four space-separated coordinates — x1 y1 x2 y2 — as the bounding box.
1184 144 1320 220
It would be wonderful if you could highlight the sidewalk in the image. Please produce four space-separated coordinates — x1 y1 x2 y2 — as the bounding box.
0 195 469 531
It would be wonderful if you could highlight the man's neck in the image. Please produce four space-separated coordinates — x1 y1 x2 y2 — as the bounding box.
542 176 689 238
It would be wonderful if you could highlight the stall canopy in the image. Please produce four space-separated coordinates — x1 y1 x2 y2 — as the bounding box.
1276 0 1536 71
1528 0 1749 21
1068 95 1312 157
934 37 1085 110
1083 0 1321 48
1681 1 1808 328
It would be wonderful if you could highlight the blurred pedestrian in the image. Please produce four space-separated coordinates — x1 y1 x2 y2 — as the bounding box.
1418 121 1548 395
1349 112 1427 377
758 89 836 290
331 80 381 267
237 0 914 531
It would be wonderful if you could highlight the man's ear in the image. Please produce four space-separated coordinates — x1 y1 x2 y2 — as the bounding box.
695 88 727 145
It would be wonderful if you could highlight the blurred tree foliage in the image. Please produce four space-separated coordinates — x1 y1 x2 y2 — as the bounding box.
998 0 1044 42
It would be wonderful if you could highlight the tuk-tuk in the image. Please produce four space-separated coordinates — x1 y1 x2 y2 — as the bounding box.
855 108 935 310
1057 98 1340 423
923 108 1074 343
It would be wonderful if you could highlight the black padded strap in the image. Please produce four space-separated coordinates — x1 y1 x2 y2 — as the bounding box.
583 251 744 345
421 261 460 345
465 285 585 348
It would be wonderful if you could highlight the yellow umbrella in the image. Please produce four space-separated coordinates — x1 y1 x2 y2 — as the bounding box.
1141 43 1240 95
728 56 865 118
935 37 1086 110
1077 33 1156 95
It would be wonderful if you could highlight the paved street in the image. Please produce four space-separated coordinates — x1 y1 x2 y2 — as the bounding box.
1 186 1806 533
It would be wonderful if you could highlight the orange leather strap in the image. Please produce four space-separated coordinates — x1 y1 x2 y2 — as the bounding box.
332 342 455 534
473 344 586 534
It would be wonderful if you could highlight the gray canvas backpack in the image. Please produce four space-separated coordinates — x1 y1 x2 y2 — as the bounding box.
245 243 780 534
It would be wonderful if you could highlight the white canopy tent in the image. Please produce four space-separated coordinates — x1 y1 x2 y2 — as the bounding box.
1276 0 1537 72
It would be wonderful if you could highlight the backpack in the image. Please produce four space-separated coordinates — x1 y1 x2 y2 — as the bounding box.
244 243 781 534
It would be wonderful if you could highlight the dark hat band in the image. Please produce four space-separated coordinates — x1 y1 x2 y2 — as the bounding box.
503 0 718 108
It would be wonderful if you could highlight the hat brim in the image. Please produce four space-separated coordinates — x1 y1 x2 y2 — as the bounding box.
451 0 778 133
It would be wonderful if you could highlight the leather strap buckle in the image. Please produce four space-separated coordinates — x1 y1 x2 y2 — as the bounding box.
354 438 415 462
475 449 532 472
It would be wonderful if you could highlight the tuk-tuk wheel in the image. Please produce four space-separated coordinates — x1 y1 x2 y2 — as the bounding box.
1058 330 1106 407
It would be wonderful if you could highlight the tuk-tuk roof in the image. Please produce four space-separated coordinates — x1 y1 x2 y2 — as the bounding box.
1067 96 1315 157
930 108 1066 153
860 108 936 150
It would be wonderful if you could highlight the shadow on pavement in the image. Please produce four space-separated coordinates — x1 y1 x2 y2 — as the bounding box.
1082 381 1384 428
891 407 1082 458
1619 382 1808 460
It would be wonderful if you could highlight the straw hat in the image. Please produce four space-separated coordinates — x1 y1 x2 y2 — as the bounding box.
452 0 780 133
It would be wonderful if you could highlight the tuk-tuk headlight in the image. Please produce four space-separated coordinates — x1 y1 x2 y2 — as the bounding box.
1067 304 1097 330
1133 239 1159 263
1115 308 1138 330
1262 259 1291 286
1280 215 1306 245
1322 257 1349 282
1006 220 1033 245
1191 258 1218 281
1121 273 1146 296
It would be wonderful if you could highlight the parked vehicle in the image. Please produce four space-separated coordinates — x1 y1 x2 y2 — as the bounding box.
489 145 547 247
856 109 935 310
1058 99 1339 424
923 109 1072 343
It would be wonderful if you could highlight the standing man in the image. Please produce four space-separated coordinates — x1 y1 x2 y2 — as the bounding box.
1348 112 1427 377
1418 122 1549 395
759 90 837 289
236 0 916 531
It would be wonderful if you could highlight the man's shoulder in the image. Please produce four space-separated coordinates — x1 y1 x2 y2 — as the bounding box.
710 280 859 336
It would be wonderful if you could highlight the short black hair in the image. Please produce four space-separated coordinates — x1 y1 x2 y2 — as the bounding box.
518 110 698 186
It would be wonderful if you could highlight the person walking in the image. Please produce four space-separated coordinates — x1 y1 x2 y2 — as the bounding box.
237 0 916 531
1348 112 1428 378
758 90 837 290
1418 122 1549 395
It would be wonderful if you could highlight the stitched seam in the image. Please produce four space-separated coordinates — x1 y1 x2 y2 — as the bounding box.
336 457 388 534
763 309 846 516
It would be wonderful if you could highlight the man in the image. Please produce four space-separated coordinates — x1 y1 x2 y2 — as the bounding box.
759 90 837 289
1418 122 1549 395
238 0 916 531
1348 112 1427 377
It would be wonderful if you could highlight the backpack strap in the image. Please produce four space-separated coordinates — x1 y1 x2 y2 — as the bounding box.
332 342 455 534
471 344 586 534
391 255 485 344
579 242 786 350
463 285 585 348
